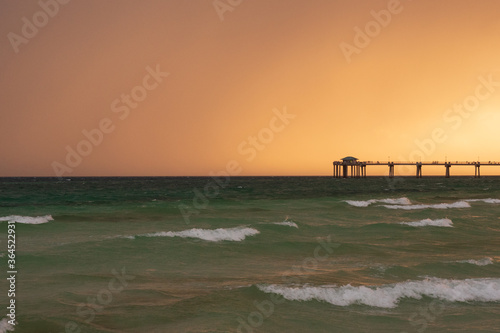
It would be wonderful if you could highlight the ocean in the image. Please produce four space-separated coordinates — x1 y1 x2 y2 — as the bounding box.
0 176 499 333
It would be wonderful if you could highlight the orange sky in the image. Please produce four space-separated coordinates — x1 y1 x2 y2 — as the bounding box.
1 0 500 176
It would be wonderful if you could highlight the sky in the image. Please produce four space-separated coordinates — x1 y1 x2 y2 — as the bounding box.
1 0 500 176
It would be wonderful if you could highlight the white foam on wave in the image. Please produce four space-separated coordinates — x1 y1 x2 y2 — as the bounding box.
344 200 374 207
347 198 499 209
400 218 453 227
142 226 260 242
344 197 411 207
257 277 500 308
0 215 53 224
273 221 298 228
0 318 15 333
383 201 470 210
457 258 494 266
464 198 500 204
113 235 136 240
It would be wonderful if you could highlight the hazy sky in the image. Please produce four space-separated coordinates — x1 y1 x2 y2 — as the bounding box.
1 0 500 176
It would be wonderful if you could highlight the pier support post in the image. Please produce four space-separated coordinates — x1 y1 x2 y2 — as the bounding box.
388 163 394 178
416 163 422 178
445 163 451 178
475 163 480 178
343 164 348 178
333 163 341 178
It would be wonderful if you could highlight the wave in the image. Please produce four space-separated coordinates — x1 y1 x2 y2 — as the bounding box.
346 198 499 209
0 215 53 224
140 226 260 242
344 197 411 207
457 258 494 266
272 221 298 228
257 277 500 308
400 218 453 227
383 201 470 210
111 235 136 240
464 198 500 204
0 318 14 333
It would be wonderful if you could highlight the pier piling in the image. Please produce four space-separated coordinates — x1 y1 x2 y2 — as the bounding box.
416 163 422 178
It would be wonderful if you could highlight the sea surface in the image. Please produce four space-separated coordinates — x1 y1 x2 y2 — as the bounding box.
0 176 500 333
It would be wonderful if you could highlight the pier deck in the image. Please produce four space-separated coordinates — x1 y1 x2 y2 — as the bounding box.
333 160 500 178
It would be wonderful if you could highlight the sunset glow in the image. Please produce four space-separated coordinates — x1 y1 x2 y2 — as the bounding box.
1 0 500 176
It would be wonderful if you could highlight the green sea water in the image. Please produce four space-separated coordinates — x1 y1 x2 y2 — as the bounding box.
0 176 499 332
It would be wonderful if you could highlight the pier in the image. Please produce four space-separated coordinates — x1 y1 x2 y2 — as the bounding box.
333 156 500 178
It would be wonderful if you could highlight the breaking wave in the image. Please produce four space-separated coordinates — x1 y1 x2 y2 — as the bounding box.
400 218 453 227
457 258 494 266
257 277 500 308
141 226 260 242
464 198 500 204
0 215 53 224
346 198 499 210
384 198 499 210
344 197 411 207
383 201 470 210
112 235 136 240
273 221 298 228
0 318 14 333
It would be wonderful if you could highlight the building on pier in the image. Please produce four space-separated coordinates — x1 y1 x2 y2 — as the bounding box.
333 156 366 178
